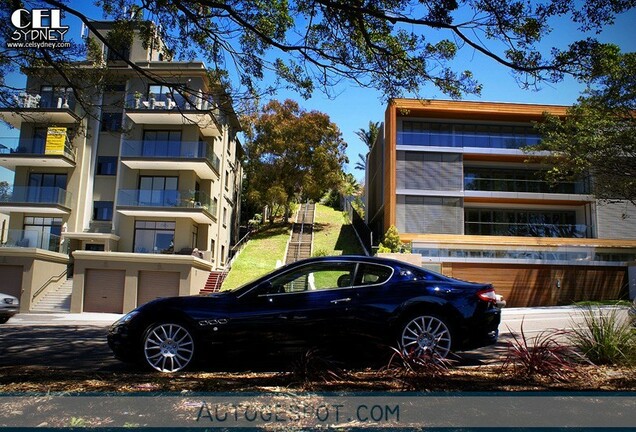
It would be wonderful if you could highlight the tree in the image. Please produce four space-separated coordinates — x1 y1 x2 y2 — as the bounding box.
1 1 634 109
243 99 347 220
531 48 636 204
354 121 381 171
377 225 404 253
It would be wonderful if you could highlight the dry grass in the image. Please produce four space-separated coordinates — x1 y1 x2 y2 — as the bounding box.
2 364 635 393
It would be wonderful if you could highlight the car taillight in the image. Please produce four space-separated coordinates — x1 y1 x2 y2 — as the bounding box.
477 288 497 304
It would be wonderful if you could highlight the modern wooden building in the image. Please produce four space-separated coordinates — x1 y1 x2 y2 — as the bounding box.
367 99 636 306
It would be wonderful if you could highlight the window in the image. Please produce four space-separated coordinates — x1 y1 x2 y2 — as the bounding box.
210 239 215 258
142 130 181 157
22 216 62 251
222 207 227 227
138 176 178 206
224 171 230 190
355 264 393 286
93 201 113 221
220 245 226 264
134 221 175 253
101 112 122 132
191 225 198 249
266 262 357 294
39 86 73 109
96 156 117 175
104 83 126 92
148 84 187 109
27 173 67 203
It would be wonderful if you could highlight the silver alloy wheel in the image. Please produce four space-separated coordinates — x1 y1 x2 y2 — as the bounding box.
144 323 194 372
400 315 452 359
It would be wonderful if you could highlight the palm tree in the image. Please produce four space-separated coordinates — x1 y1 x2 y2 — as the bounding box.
354 121 380 171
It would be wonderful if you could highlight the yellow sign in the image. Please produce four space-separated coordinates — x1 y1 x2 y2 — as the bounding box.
45 127 67 155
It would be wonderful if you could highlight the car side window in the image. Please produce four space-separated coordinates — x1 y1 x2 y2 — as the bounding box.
268 262 356 293
355 263 393 286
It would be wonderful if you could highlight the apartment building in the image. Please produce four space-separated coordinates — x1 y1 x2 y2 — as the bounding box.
0 22 243 313
367 99 636 306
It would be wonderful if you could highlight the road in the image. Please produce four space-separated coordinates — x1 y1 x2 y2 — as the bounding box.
0 307 629 370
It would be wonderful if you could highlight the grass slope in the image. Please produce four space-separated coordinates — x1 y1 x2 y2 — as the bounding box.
222 223 291 290
312 204 365 256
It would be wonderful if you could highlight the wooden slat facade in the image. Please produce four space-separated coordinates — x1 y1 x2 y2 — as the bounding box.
446 263 627 307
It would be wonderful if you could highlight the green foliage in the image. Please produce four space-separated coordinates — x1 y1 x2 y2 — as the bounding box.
243 99 347 216
247 213 263 230
312 248 330 257
568 307 636 365
321 189 341 210
531 50 636 204
379 225 403 253
1 1 634 108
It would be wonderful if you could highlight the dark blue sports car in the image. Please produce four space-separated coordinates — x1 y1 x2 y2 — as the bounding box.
108 256 502 372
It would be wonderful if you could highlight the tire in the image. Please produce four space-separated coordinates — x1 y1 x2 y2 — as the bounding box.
0 317 9 324
142 322 195 372
399 314 452 359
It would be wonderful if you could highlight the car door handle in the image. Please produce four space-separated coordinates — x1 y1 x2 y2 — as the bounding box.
330 298 351 304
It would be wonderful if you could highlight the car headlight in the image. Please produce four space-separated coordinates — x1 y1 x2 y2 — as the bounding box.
113 310 139 326
3 298 15 305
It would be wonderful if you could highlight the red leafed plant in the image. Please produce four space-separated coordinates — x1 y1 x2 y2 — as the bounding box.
501 321 582 382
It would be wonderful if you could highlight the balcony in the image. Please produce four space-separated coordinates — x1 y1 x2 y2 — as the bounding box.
124 93 221 137
397 128 540 150
0 229 65 253
464 177 591 195
0 137 76 170
0 91 80 128
117 189 218 224
0 186 72 214
121 140 220 179
465 221 591 238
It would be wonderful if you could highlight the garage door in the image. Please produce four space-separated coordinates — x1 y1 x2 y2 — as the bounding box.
0 265 23 299
137 271 179 306
84 269 125 313
449 264 627 307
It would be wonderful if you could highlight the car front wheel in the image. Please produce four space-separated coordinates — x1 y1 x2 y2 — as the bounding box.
400 314 452 359
143 322 195 372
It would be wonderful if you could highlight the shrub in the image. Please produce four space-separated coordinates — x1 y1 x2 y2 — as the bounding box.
383 346 453 390
312 248 330 257
569 306 636 365
501 323 580 382
285 348 346 388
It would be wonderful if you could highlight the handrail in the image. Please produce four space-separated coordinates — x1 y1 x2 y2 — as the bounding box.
32 268 68 302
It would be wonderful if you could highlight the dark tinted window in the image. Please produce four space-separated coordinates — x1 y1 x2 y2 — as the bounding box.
355 263 393 286
96 156 117 175
101 112 122 132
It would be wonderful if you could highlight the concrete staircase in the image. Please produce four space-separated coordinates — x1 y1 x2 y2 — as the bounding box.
199 270 228 294
31 279 73 312
285 203 315 264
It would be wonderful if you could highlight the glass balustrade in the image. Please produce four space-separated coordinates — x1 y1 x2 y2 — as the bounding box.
117 189 217 215
464 176 590 194
464 221 591 238
0 186 72 208
1 229 64 252
0 137 75 160
121 140 220 172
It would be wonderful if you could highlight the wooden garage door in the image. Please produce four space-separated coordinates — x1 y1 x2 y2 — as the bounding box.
84 269 125 313
137 271 179 306
449 263 627 307
0 265 23 299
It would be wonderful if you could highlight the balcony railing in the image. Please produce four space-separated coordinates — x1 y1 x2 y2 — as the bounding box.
397 131 540 149
464 177 591 194
0 186 72 208
122 140 220 172
0 137 76 161
125 92 216 111
118 189 217 215
465 222 591 238
1 229 65 253
3 90 76 110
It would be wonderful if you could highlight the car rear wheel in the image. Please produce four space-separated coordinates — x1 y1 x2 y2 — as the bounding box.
400 314 452 359
143 322 195 372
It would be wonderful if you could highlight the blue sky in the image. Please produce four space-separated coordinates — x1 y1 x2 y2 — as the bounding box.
2 4 635 184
